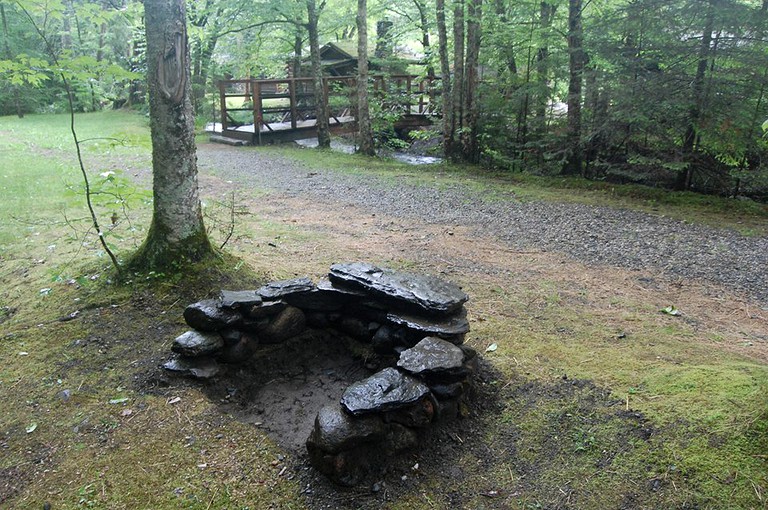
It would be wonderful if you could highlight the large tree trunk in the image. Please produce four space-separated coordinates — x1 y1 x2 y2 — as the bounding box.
0 2 22 117
130 0 212 270
680 0 715 190
414 0 437 106
448 0 465 161
436 0 453 156
562 0 584 175
535 2 556 134
357 0 375 156
461 0 482 163
307 0 331 148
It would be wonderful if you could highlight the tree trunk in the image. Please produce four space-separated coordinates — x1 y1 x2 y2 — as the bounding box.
436 0 453 157
293 26 303 78
130 0 212 270
449 0 465 161
414 0 437 106
307 0 331 148
357 0 375 156
563 0 584 175
680 0 715 190
0 2 22 117
461 0 482 163
535 2 555 134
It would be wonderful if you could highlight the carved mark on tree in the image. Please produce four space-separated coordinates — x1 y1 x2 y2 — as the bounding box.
157 20 187 104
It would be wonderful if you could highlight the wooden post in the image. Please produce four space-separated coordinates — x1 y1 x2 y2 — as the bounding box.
418 79 425 114
253 80 263 145
219 81 228 132
323 77 330 123
289 78 298 130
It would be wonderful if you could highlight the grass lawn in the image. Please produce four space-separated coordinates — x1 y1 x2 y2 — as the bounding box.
0 110 766 509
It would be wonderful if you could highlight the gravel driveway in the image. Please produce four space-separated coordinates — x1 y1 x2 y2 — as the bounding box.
197 144 768 305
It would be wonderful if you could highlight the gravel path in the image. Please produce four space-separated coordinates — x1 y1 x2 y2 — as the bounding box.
198 144 768 305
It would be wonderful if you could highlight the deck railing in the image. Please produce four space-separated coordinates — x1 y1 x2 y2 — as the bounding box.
217 74 440 141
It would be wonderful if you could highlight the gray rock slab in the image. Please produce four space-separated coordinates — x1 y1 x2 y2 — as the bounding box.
162 356 221 379
257 277 315 300
220 290 262 309
171 330 224 357
183 299 242 331
341 368 430 415
386 309 469 338
397 337 465 376
247 300 287 318
329 262 468 316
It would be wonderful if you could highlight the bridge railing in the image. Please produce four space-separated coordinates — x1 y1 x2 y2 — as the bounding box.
217 75 440 138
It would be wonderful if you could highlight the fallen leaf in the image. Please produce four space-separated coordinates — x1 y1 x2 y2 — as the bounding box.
121 409 133 417
167 396 182 405
661 306 681 316
485 343 498 352
26 423 37 434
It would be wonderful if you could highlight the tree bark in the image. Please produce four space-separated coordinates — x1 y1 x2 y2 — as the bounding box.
563 0 584 175
357 0 375 156
0 2 22 117
307 0 331 148
448 0 465 161
436 0 453 157
680 0 715 190
461 0 482 163
130 0 212 270
535 2 555 134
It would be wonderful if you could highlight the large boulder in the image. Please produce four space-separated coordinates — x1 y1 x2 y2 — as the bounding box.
329 262 468 316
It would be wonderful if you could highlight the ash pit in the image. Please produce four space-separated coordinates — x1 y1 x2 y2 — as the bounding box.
163 262 478 486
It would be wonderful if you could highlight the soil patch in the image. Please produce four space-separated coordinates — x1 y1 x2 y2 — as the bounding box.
203 331 375 451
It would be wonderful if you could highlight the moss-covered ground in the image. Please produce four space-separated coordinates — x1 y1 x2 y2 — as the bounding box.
0 111 766 509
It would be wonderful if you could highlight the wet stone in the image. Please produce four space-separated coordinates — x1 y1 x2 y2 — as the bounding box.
306 405 386 454
183 299 242 331
163 356 221 379
341 368 430 415
247 300 287 318
171 330 224 357
218 334 258 364
386 309 470 339
329 262 469 316
219 290 262 309
259 306 306 343
257 277 315 301
397 337 465 376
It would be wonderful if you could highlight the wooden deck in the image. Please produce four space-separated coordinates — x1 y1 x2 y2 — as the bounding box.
213 75 439 145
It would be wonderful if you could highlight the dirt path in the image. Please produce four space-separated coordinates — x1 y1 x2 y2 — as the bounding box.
196 143 768 305
194 143 767 364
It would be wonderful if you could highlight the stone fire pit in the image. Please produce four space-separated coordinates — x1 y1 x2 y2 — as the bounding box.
162 262 477 485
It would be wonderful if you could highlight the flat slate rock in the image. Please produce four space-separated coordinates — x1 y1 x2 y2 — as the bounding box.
329 262 468 316
184 299 241 331
171 330 224 357
341 367 430 415
397 336 465 376
386 309 470 337
219 290 262 309
257 277 315 300
163 356 221 379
